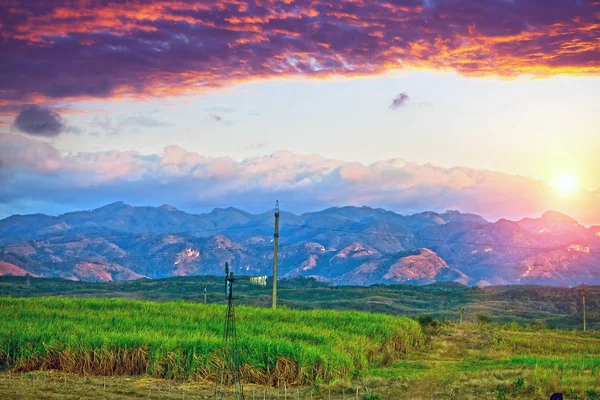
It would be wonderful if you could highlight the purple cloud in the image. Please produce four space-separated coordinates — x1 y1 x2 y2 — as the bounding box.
0 0 599 106
390 93 410 110
12 106 66 137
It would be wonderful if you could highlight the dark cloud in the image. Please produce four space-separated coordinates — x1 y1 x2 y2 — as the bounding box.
208 113 232 125
13 105 66 137
0 1 598 103
390 93 410 110
209 114 224 123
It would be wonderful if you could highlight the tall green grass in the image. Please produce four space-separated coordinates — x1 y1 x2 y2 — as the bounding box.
0 297 423 385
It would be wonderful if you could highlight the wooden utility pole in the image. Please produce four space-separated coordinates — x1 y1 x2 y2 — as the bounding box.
272 201 280 309
582 283 587 332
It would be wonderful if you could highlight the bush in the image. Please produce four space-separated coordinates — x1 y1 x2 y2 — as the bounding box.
568 388 581 400
505 321 519 330
495 385 508 400
585 389 599 400
476 313 491 324
513 377 525 389
361 394 380 400
416 315 441 329
526 320 547 330
416 315 434 327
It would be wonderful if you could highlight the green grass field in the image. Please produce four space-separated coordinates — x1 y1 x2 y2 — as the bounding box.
0 318 598 399
0 297 422 386
0 277 598 399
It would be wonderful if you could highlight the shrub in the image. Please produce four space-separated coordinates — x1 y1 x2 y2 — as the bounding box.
361 394 380 400
526 320 547 330
477 313 492 324
513 377 525 389
568 388 581 400
416 315 434 327
416 315 441 329
495 385 508 400
585 389 599 400
505 321 519 330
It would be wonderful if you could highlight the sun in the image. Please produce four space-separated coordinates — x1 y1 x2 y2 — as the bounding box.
554 174 578 196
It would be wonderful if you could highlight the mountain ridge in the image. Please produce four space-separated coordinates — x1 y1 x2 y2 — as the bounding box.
0 202 598 286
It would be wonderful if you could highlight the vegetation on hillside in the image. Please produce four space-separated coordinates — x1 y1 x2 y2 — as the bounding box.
1 276 596 330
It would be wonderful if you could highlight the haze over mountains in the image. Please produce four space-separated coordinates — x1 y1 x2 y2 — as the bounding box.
0 202 598 286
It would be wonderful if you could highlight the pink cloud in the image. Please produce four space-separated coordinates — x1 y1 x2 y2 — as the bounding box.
1 134 598 223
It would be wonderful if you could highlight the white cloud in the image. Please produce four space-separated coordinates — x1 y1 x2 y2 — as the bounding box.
0 133 598 223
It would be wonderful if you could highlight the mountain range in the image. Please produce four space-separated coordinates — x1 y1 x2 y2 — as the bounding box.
0 202 599 286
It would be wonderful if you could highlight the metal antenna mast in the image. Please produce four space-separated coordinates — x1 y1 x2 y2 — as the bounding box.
215 262 244 400
272 201 280 309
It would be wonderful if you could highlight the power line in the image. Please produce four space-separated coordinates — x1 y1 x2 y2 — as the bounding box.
0 224 274 250
23 242 295 266
177 201 276 210
279 222 600 254
1 214 597 258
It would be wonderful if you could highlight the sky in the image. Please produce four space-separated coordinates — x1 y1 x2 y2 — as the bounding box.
1 0 599 223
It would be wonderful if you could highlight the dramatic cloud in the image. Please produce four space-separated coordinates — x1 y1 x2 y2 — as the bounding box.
1 133 598 224
1 1 599 105
12 106 66 137
390 93 410 109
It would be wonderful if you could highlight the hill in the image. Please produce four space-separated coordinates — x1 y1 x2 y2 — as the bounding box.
1 276 597 330
1 203 599 286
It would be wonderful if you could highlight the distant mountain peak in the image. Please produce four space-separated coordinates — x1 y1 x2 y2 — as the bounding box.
93 201 130 212
518 210 582 235
209 206 249 215
541 210 578 224
381 248 463 284
442 210 461 216
159 204 178 211
205 234 243 250
330 242 378 263
493 218 519 228
441 210 487 225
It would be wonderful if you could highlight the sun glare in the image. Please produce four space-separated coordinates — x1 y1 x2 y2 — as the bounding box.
554 174 578 196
